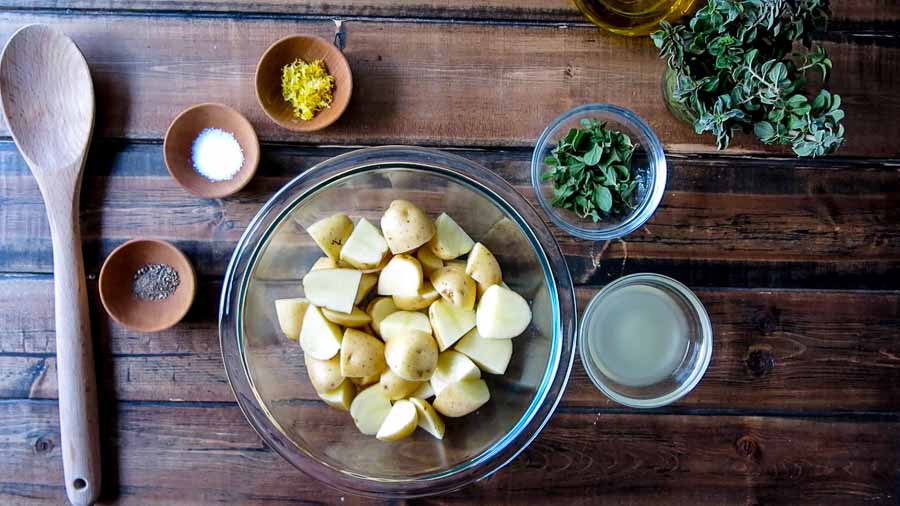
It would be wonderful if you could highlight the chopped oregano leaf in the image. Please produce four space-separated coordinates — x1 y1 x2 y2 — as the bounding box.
542 119 639 222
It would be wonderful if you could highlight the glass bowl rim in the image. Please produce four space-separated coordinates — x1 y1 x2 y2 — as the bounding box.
219 145 577 498
530 103 667 241
578 272 712 409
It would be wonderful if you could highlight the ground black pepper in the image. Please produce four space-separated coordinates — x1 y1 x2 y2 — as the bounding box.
133 263 180 301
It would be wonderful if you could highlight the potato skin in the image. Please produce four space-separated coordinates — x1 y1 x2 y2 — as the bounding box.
392 282 440 311
305 354 343 393
433 378 490 417
340 328 387 378
380 200 435 254
465 242 502 292
355 273 378 304
322 306 372 327
384 330 439 381
416 246 444 276
379 369 422 400
366 297 398 336
350 372 380 388
306 213 353 260
430 266 477 310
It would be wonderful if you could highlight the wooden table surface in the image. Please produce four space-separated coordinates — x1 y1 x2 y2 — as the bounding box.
0 1 898 504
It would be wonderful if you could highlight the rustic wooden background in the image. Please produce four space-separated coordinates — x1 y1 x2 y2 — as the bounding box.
0 1 898 504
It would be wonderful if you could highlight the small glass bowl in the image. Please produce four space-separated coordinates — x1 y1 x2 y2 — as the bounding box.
531 104 667 241
579 273 712 409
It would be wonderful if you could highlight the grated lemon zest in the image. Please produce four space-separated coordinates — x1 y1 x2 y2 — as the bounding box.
281 58 335 121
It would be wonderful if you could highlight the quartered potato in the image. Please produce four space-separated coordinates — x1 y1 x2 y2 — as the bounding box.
351 372 381 388
466 242 502 295
430 266 477 310
379 369 422 400
306 213 353 260
433 378 490 418
410 397 445 440
393 282 440 311
322 306 372 328
376 399 418 442
410 381 435 400
455 328 513 375
355 273 378 305
377 254 423 297
302 268 362 314
384 330 439 381
366 297 398 336
311 256 340 271
428 299 476 351
299 306 343 360
379 310 432 342
318 379 356 411
274 297 309 341
442 260 467 275
431 350 481 396
305 354 344 393
340 218 390 270
427 212 474 260
350 385 393 435
476 285 532 339
381 200 435 254
416 246 444 277
340 328 387 378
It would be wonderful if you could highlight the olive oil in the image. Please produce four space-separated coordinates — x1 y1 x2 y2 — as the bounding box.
574 0 699 36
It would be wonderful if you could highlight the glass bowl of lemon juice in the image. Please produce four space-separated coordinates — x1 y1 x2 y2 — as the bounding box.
579 273 712 408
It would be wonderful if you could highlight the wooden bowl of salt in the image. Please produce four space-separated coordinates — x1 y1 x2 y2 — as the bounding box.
164 103 260 199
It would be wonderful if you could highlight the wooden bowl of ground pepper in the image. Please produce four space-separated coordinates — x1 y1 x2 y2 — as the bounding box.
99 239 196 332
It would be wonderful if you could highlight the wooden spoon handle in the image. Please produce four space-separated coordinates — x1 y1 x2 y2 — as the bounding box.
48 205 101 506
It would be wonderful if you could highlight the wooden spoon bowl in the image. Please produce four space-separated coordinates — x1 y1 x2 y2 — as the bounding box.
256 34 352 132
99 239 196 333
164 103 260 198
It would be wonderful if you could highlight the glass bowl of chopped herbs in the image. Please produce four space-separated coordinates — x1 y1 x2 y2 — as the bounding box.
531 103 667 241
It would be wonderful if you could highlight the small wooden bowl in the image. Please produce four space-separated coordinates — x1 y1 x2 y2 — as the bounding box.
99 239 196 333
164 103 260 198
255 34 352 132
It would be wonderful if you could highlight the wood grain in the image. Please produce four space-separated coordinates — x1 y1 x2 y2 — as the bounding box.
1 0 897 25
1 275 897 413
0 13 897 156
1 142 897 289
0 400 895 504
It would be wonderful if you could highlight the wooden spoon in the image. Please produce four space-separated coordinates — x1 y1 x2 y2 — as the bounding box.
0 25 100 506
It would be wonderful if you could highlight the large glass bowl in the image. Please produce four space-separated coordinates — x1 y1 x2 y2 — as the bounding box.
219 146 577 498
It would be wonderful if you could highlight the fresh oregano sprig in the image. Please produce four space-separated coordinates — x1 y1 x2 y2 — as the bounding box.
651 0 845 157
542 119 639 222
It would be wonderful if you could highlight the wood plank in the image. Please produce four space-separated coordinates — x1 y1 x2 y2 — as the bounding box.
0 400 895 504
0 13 897 156
2 0 897 25
1 142 897 289
2 275 898 413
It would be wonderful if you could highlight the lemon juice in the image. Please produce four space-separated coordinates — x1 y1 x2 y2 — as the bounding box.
587 283 689 386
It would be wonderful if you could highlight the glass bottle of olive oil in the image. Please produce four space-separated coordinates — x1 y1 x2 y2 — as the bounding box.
574 0 699 36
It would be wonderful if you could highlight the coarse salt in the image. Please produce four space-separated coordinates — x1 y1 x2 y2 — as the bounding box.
191 128 244 182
